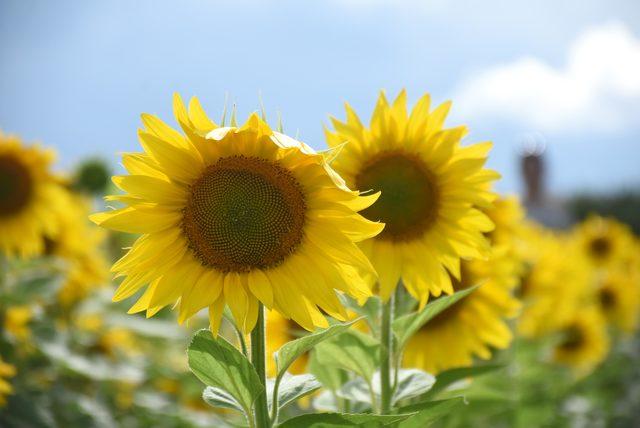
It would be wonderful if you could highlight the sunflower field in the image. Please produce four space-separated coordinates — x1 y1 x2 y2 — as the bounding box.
1 86 638 428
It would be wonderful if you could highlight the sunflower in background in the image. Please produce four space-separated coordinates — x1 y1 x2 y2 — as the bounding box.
0 132 67 258
517 226 593 338
92 94 384 334
403 198 521 374
573 216 634 270
326 90 498 305
3 305 34 341
0 356 16 407
266 311 307 377
594 267 640 334
552 307 609 375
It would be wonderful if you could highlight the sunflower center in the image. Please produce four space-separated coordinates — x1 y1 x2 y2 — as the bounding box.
0 154 33 217
182 156 306 273
598 287 616 310
559 325 584 350
356 151 438 242
589 237 611 259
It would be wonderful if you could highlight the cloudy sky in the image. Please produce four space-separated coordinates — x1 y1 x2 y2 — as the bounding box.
1 0 639 196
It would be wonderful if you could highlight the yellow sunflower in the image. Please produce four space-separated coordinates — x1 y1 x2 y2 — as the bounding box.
518 227 593 338
403 245 520 374
573 215 634 269
325 90 498 305
4 305 33 341
0 356 16 407
485 195 526 248
595 267 640 333
91 94 383 334
0 132 66 258
266 311 307 377
43 190 109 306
552 307 609 375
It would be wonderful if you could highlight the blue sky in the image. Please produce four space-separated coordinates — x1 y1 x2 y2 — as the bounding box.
1 0 639 196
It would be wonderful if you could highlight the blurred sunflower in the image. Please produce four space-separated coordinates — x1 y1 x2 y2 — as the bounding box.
4 305 33 341
552 307 609 375
266 311 307 377
595 267 640 333
518 228 592 338
91 94 383 334
326 90 497 304
43 190 109 306
484 196 525 248
0 357 16 407
573 215 634 269
403 246 520 374
0 132 66 258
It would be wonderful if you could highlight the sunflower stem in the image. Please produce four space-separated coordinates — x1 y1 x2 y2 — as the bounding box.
380 292 395 414
251 304 271 428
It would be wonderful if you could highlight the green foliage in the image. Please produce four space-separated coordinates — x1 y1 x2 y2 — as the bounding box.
277 412 415 428
73 158 112 195
267 373 322 411
187 329 263 416
314 329 380 381
397 397 466 428
275 318 362 377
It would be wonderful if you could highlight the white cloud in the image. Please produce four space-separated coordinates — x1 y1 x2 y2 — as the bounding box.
453 22 640 134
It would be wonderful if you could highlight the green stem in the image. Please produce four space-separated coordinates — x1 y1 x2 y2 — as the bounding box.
251 304 271 428
380 292 395 414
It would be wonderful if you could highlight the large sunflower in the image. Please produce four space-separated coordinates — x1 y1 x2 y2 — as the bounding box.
552 307 609 375
91 94 383 334
326 90 498 304
0 132 66 258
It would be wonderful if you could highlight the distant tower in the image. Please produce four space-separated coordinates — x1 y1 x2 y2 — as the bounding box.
519 134 570 228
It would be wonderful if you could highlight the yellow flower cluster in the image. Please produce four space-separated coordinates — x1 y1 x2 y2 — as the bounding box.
518 215 640 374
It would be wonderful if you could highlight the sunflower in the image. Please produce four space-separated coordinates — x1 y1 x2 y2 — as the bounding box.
0 132 66 258
518 227 592 338
0 356 16 407
43 190 109 306
91 94 383 334
484 196 525 248
325 90 498 304
403 245 520 374
4 305 33 341
266 311 307 377
573 216 634 270
595 267 640 333
552 307 609 375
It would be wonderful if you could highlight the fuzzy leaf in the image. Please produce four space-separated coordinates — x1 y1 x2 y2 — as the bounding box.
314 329 380 381
275 318 362 377
278 412 415 428
187 329 263 414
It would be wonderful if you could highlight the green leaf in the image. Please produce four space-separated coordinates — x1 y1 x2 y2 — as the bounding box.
202 386 244 412
275 318 362 377
392 369 436 404
309 350 348 392
397 397 466 428
393 286 479 350
314 329 380 381
424 364 504 399
278 412 415 428
187 329 263 414
267 373 322 410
